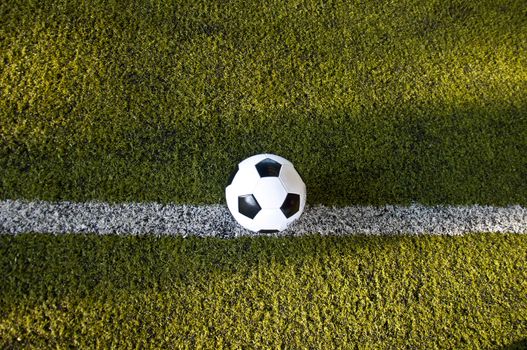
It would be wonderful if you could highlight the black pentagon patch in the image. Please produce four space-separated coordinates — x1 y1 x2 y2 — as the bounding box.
255 158 281 177
227 165 239 186
280 193 300 218
238 194 261 219
259 229 279 234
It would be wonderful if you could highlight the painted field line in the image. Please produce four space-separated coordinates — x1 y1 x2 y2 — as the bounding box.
0 200 526 237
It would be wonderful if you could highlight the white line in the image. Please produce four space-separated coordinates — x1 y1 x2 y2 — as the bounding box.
0 200 526 237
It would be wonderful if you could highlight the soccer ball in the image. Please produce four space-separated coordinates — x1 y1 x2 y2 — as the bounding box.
225 154 306 233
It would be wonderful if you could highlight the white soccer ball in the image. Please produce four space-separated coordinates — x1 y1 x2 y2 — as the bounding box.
225 154 306 233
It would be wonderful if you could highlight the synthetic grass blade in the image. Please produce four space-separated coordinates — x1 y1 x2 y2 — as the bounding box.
1 0 526 205
1 233 526 348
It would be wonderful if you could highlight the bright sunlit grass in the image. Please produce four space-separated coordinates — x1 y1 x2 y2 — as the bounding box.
1 233 526 348
1 0 526 205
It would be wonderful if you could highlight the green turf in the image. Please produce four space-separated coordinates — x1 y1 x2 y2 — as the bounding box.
1 0 526 205
0 233 525 348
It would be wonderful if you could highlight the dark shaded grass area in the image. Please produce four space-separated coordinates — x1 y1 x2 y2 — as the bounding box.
1 233 526 348
1 0 526 205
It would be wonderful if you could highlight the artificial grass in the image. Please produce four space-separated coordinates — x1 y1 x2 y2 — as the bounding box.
1 0 526 206
0 233 526 348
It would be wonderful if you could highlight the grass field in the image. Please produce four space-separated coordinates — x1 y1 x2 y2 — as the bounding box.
1 0 526 205
1 0 526 348
1 233 527 349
